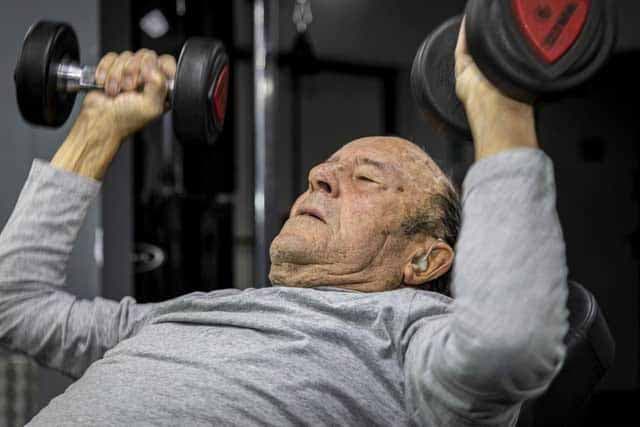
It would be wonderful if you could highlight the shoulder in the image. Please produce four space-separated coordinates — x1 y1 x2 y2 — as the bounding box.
399 290 453 348
408 289 453 319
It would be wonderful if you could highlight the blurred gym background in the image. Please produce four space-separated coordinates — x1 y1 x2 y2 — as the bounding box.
0 0 638 425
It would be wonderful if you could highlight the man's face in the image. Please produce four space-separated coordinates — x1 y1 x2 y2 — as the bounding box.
269 136 447 292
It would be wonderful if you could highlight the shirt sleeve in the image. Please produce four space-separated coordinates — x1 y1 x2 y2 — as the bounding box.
403 148 570 426
0 160 155 379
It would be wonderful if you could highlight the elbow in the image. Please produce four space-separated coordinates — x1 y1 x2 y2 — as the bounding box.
457 313 569 394
494 322 567 372
479 276 570 387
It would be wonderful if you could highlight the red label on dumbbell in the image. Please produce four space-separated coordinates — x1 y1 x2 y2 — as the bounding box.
213 64 229 126
512 0 589 64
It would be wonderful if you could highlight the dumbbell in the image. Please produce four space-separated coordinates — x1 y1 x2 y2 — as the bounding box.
14 21 229 145
411 0 617 138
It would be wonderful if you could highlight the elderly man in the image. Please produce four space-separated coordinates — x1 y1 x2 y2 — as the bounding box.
0 23 567 426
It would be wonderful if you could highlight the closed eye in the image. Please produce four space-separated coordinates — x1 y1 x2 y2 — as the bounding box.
356 175 378 184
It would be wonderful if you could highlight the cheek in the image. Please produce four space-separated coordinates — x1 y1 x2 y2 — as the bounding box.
336 195 397 244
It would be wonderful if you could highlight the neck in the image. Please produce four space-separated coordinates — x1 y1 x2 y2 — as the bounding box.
269 261 402 292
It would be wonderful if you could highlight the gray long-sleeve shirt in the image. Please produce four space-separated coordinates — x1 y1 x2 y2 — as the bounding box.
0 148 568 426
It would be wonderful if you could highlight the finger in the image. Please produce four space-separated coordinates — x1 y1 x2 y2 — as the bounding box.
122 49 157 91
158 55 177 80
141 61 168 107
105 51 133 96
95 52 118 86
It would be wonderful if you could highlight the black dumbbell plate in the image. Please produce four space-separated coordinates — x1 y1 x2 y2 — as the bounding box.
173 37 229 145
14 21 79 127
411 16 470 138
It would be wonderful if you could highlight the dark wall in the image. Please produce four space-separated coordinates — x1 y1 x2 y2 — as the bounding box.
616 0 640 51
538 53 640 390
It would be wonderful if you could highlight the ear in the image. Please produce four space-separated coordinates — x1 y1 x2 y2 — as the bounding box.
402 240 454 287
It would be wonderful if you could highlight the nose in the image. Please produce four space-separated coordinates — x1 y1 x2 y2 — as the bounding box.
308 163 339 197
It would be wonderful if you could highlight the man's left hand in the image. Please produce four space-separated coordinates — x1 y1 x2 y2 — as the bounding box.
455 17 539 161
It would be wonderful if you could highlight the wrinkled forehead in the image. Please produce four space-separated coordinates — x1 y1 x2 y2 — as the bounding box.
330 136 446 185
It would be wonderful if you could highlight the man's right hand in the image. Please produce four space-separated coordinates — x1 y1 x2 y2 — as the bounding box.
89 49 176 139
51 49 176 180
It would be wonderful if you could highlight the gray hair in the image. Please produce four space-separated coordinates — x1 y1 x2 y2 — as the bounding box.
401 177 461 297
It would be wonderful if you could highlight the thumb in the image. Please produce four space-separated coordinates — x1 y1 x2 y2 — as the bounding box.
454 16 472 80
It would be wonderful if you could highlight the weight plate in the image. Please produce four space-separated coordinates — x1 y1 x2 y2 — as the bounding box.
411 16 470 138
14 21 79 127
172 38 229 145
465 0 617 99
512 0 590 65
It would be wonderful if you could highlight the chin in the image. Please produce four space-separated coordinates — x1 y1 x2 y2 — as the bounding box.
269 219 328 265
270 232 316 266
268 227 332 288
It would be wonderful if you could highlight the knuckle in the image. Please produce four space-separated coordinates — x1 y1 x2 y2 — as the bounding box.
141 55 155 67
147 55 159 67
159 55 177 72
105 74 118 87
109 66 123 78
101 52 117 63
123 60 139 75
96 53 117 72
159 54 176 64
114 52 132 67
113 59 129 73
151 70 165 86
104 69 116 82
136 48 152 56
140 50 157 63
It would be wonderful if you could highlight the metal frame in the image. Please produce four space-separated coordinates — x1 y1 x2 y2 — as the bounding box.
253 0 278 287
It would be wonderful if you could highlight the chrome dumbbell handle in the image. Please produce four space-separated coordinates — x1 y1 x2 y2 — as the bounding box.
55 62 175 103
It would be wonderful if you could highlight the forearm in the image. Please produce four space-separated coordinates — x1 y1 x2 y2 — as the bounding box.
455 20 539 161
466 89 539 161
51 109 123 180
